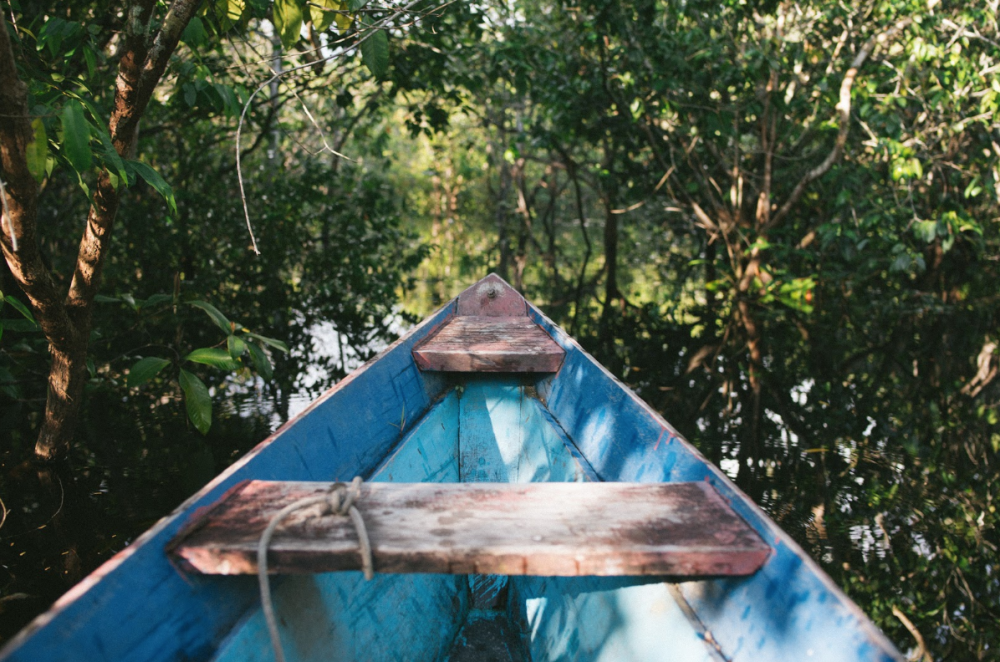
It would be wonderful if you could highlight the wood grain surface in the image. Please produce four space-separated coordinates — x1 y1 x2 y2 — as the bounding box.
413 316 565 372
171 481 770 577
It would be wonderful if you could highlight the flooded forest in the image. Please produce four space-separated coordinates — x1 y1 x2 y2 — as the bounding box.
1 1 998 659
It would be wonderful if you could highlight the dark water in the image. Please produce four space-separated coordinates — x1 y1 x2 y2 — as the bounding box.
0 395 275 642
0 322 373 643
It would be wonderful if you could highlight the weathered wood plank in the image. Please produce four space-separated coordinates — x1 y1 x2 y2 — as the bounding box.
456 273 526 317
413 317 565 372
171 481 770 577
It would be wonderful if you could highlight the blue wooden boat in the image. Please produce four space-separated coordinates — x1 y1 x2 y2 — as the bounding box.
0 275 902 662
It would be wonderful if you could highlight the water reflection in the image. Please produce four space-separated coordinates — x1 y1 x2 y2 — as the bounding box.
0 315 406 644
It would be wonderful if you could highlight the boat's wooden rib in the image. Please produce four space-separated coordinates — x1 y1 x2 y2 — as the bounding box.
170 481 771 577
412 316 565 372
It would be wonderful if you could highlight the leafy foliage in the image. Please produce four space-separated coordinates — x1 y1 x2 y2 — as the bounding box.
1 0 998 658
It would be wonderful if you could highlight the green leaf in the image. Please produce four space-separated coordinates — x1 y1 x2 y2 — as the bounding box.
333 1 352 31
0 318 40 332
127 357 171 388
273 0 304 51
0 365 19 399
128 161 177 216
60 101 92 173
184 347 239 370
913 220 938 243
188 300 233 333
246 340 273 380
244 332 289 353
141 293 175 309
3 295 35 323
27 118 48 183
215 0 245 23
95 125 129 190
310 0 337 31
227 334 247 359
361 27 389 79
83 44 97 79
179 368 212 434
182 16 209 47
347 0 369 10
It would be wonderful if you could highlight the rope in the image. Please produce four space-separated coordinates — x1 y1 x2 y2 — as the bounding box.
257 477 374 662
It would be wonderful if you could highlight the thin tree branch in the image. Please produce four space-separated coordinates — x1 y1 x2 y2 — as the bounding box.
768 18 912 230
892 605 933 662
0 10 74 349
235 0 439 255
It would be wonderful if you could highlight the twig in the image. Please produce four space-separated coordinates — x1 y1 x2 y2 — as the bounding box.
235 0 439 255
290 84 352 161
892 605 932 662
0 177 17 252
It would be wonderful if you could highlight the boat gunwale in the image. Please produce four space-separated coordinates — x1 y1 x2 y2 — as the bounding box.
0 298 459 661
525 301 904 661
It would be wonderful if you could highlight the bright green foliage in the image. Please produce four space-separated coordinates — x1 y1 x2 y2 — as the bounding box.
178 368 212 434
26 119 48 183
127 161 177 217
59 101 91 173
273 0 304 50
189 301 234 335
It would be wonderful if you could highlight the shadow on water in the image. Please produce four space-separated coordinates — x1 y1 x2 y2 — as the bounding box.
0 321 394 644
0 377 290 644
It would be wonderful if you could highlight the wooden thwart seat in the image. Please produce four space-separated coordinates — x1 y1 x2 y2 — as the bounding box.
413 316 565 372
411 273 566 373
170 482 770 577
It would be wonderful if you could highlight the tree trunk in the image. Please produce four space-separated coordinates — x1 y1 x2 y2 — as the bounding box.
34 342 89 461
0 1 203 462
599 192 619 346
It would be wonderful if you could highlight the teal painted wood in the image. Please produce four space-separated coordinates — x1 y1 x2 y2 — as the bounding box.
0 303 456 662
511 578 724 662
457 377 587 608
457 377 587 484
211 395 469 662
371 391 461 483
211 573 467 662
452 377 720 661
527 304 902 662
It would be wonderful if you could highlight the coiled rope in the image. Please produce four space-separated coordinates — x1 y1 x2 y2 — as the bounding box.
257 477 374 662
